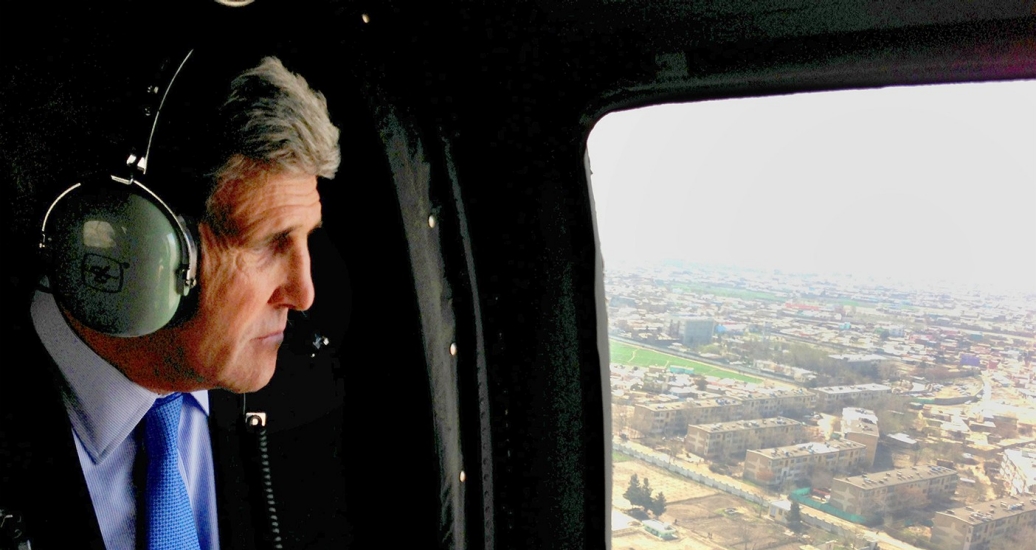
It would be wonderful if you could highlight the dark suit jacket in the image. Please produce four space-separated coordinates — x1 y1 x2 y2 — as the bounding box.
0 314 351 549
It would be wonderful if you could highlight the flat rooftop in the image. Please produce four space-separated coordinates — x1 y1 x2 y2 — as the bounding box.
750 440 867 459
686 397 742 408
732 388 816 401
830 354 887 363
638 401 689 411
1003 448 1036 480
843 407 878 422
937 495 1036 525
837 465 957 489
689 416 802 433
814 384 891 395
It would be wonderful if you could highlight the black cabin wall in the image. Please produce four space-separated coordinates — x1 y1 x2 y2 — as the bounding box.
3 2 1035 550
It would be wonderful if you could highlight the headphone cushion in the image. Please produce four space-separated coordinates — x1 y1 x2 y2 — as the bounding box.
47 186 186 336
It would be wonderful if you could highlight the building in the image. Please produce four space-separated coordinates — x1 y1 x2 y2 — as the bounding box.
732 387 817 419
675 316 715 348
886 432 919 449
754 360 817 383
768 499 793 524
829 354 887 368
641 365 670 394
1000 447 1036 496
814 384 892 413
685 417 805 460
630 401 691 437
830 466 958 519
842 407 880 468
683 397 743 426
930 495 1036 550
743 440 868 487
642 519 678 540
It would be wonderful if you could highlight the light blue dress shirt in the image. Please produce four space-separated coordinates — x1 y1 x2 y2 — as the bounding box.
31 290 220 550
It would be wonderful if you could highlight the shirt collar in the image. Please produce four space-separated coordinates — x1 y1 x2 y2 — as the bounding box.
31 290 210 465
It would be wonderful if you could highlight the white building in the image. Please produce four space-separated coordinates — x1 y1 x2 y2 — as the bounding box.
1001 447 1036 496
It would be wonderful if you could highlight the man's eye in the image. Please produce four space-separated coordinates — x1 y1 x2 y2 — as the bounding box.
253 233 291 254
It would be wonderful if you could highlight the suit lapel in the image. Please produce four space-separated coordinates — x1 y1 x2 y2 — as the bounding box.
208 389 260 550
0 331 105 549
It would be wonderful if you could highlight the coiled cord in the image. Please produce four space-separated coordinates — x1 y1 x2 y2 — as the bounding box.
254 425 284 550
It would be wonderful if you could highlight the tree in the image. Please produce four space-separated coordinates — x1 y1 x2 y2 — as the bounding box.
663 437 683 464
695 376 709 392
809 463 834 490
623 475 668 517
788 501 803 532
623 474 651 509
648 491 667 517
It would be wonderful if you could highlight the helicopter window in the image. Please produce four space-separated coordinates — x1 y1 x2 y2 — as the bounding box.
588 80 1035 550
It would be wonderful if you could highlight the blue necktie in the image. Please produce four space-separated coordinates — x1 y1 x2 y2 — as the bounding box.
143 393 202 550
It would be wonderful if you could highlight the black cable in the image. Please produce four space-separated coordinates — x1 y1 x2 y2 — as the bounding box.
253 425 284 550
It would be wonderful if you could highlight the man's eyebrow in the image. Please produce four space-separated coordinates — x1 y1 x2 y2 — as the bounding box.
270 220 322 243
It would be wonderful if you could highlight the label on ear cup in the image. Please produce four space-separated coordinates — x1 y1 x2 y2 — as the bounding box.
82 253 127 293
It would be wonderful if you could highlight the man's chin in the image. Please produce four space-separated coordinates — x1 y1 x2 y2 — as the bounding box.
221 361 278 394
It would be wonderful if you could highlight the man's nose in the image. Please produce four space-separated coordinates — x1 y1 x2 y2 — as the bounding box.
281 242 316 311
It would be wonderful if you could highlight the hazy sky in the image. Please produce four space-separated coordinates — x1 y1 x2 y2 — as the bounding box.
587 80 1035 293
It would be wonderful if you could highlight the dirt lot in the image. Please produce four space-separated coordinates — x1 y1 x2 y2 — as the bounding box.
664 494 801 550
612 529 722 550
612 458 806 550
613 458 717 507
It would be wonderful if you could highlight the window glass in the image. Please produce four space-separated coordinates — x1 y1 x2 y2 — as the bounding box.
589 81 1035 550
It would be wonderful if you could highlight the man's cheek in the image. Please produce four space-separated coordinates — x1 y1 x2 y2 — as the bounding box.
202 248 242 296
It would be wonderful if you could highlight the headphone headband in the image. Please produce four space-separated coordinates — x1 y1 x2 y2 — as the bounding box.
38 49 201 337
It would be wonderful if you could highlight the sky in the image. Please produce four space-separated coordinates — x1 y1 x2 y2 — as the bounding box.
586 80 1036 294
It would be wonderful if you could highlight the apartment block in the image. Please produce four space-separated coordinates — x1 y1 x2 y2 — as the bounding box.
830 466 958 518
731 388 817 419
641 366 670 394
743 440 867 486
842 407 880 469
685 417 804 460
814 383 892 413
931 495 1036 550
630 401 691 437
683 397 744 427
1000 447 1036 496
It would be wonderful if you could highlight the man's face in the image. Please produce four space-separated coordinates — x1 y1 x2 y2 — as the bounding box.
168 170 322 393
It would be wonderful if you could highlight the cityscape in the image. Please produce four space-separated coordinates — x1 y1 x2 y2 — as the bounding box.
606 260 1035 550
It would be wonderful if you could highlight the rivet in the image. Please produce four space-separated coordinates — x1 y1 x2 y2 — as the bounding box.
450 343 457 356
361 13 370 24
428 215 436 228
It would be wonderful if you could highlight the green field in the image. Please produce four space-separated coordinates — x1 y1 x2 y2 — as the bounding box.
608 340 762 383
672 282 784 303
673 282 867 308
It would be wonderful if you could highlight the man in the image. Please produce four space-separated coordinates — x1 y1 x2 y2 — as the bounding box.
1 55 343 549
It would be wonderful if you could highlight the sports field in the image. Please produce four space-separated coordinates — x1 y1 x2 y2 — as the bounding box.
609 340 761 384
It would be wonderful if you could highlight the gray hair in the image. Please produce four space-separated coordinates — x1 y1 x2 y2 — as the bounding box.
206 57 340 225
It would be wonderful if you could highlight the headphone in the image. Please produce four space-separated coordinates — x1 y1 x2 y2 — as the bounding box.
38 51 200 337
